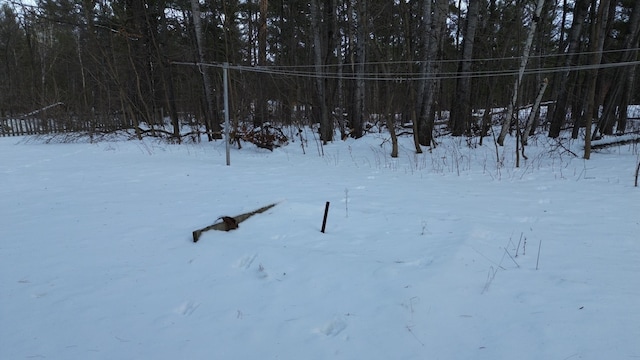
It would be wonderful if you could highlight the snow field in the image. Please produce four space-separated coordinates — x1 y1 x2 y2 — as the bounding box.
1 133 639 359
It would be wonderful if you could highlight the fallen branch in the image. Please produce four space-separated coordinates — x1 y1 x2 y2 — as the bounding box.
22 102 65 117
591 135 640 150
192 202 278 242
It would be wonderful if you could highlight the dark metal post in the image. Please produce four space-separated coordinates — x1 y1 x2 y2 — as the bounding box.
321 201 330 233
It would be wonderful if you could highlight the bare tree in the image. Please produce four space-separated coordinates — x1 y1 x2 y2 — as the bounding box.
593 0 640 138
548 0 591 139
9 0 638 150
191 0 221 140
522 78 549 145
583 0 611 159
310 0 332 142
450 0 480 136
255 0 269 126
350 0 366 139
497 0 545 146
416 0 447 147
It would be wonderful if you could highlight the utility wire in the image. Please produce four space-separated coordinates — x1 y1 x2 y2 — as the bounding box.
171 57 640 81
259 47 640 69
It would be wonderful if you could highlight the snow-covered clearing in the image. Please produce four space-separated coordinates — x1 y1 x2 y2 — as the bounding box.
1 132 639 359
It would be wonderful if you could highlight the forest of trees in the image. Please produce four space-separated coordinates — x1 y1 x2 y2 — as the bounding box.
0 0 638 150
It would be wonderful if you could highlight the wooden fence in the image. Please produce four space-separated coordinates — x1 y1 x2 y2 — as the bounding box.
0 117 136 137
1 102 139 137
2 117 63 136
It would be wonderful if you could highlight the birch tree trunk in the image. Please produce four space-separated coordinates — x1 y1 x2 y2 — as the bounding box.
191 0 220 140
497 0 545 146
522 78 548 145
416 0 447 147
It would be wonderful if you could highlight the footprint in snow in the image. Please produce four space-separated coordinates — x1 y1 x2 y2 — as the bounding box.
315 317 347 337
176 301 200 316
235 254 258 270
402 257 434 268
256 263 268 279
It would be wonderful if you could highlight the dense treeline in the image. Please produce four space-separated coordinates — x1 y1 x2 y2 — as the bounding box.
0 0 638 146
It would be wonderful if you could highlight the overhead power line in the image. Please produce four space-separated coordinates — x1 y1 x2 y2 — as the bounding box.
171 56 640 82
260 47 640 69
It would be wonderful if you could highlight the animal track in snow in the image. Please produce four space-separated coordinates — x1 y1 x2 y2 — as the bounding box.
401 257 434 268
255 263 268 279
175 301 200 316
234 254 271 280
235 254 258 270
315 317 347 337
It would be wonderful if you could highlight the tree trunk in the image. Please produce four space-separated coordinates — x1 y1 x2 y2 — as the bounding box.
570 73 586 139
548 0 590 138
383 73 398 157
450 0 479 136
372 42 398 157
522 78 548 145
310 0 332 143
336 3 346 139
157 5 180 141
397 0 422 153
191 0 221 140
416 0 447 147
584 0 611 159
593 0 640 138
497 0 545 146
351 0 366 139
255 0 268 126
616 62 636 134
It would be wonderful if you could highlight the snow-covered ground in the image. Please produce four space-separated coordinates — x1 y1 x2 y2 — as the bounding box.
1 131 639 359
